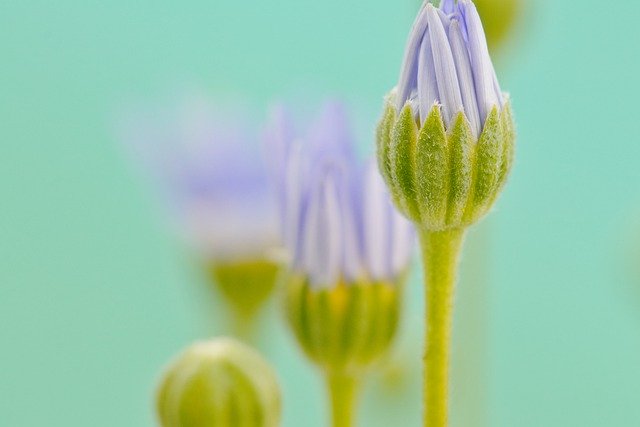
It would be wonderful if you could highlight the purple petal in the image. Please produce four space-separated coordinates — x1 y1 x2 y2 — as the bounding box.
302 169 343 288
397 4 430 110
285 144 307 268
390 209 415 277
459 0 498 125
427 5 463 126
418 30 439 122
440 0 455 15
493 68 505 107
437 8 452 33
340 184 364 282
362 161 392 280
264 104 296 228
449 19 481 136
307 101 356 163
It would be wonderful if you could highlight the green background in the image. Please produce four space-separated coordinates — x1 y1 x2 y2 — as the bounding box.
2 0 640 426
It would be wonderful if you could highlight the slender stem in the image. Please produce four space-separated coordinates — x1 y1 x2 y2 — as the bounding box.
325 370 359 427
419 228 465 427
230 308 256 342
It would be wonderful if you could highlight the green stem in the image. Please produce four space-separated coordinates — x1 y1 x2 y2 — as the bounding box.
230 308 256 342
419 228 465 427
325 371 359 427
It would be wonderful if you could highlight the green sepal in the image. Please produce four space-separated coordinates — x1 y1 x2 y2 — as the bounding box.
446 112 474 225
376 100 396 188
466 106 503 222
389 104 421 223
497 100 515 192
377 92 515 231
284 274 404 374
416 105 449 228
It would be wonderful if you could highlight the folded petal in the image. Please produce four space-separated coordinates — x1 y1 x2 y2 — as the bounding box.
449 19 481 136
397 4 431 110
427 5 463 126
363 161 392 280
390 208 415 277
459 0 498 125
441 0 455 15
302 168 343 288
418 31 439 122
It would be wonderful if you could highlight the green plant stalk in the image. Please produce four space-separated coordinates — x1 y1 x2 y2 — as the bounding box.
419 228 465 427
325 370 359 427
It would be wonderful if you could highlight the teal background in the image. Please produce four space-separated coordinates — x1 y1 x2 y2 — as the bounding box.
2 1 640 426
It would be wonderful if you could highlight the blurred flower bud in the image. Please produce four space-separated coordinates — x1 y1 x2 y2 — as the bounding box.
285 274 403 373
122 95 282 323
473 0 521 53
207 260 280 321
378 0 515 231
267 103 414 374
156 338 282 427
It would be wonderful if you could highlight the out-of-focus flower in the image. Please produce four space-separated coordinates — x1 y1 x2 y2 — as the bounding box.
378 0 515 231
267 102 414 427
473 0 521 53
156 337 281 427
123 96 281 332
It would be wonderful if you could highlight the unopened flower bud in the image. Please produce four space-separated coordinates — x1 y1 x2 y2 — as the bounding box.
156 338 281 427
377 0 515 231
267 103 414 374
285 275 403 373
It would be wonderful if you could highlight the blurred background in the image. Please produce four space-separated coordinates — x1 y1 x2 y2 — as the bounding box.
2 0 640 426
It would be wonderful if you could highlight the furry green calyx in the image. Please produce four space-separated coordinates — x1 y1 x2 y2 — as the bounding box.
284 274 402 374
377 97 515 231
156 338 282 427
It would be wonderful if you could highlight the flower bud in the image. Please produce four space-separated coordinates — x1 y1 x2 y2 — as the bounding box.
473 0 522 52
285 275 403 373
377 0 515 231
207 259 281 320
156 338 281 427
266 103 414 374
122 96 283 331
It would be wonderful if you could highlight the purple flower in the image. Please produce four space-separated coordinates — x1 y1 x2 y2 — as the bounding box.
396 0 504 137
123 95 280 261
266 102 414 288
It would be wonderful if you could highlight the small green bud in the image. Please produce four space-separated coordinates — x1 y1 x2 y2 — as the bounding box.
377 98 515 231
207 258 281 319
284 274 403 374
156 338 282 427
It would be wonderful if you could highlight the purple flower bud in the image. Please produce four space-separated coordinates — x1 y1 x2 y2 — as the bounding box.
396 0 504 137
122 95 280 261
266 102 415 288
